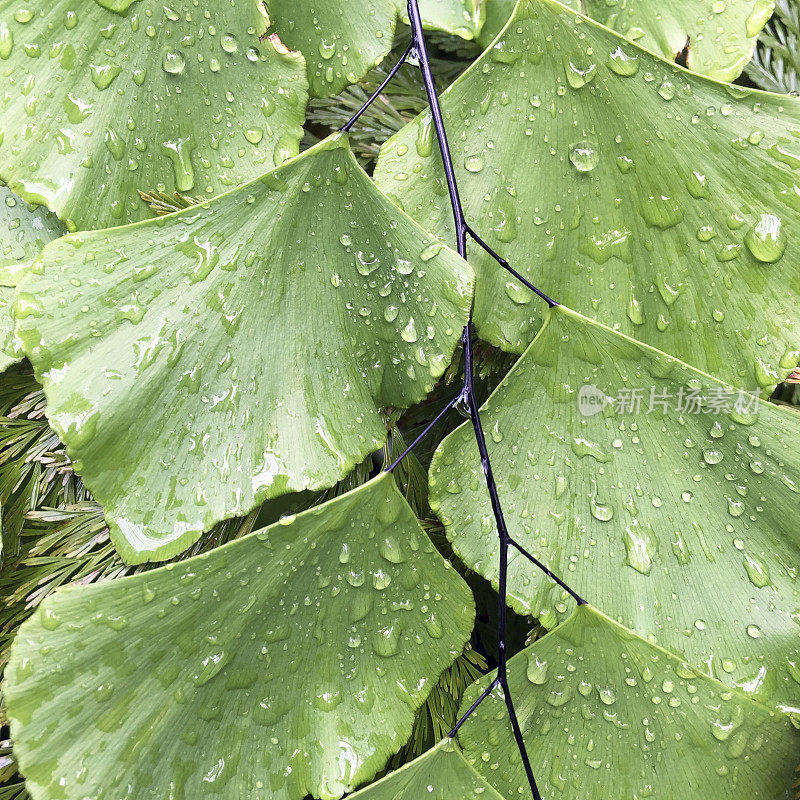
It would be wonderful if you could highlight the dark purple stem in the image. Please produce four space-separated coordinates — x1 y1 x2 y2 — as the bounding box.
340 43 415 133
340 6 590 796
404 2 542 798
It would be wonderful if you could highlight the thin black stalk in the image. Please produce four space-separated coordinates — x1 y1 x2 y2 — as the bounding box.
466 225 559 308
449 677 499 736
405 3 541 798
405 0 467 255
501 679 542 800
509 537 587 606
386 396 458 473
339 4 590 794
340 43 415 133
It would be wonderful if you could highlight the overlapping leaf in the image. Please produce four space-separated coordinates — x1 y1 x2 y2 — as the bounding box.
585 0 775 79
430 306 800 708
0 185 64 372
0 0 308 230
15 134 474 564
479 0 774 79
375 0 800 391
458 605 799 798
346 738 506 800
265 0 485 97
4 474 476 800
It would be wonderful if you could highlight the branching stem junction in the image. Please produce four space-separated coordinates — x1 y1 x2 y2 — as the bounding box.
342 6 589 796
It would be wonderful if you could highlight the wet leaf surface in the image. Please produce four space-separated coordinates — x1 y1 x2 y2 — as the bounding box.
0 0 308 229
15 135 473 563
5 474 476 800
431 307 800 709
459 605 799 799
266 0 484 97
376 0 800 391
479 0 773 79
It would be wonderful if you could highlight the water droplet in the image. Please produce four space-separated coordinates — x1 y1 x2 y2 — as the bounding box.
598 687 616 705
623 522 656 575
0 23 14 59
464 155 484 173
569 141 599 173
526 655 548 685
743 552 771 588
419 243 441 262
401 318 418 343
564 56 596 88
221 33 238 54
161 136 195 192
162 49 186 75
90 64 122 90
702 448 723 465
606 45 639 76
641 194 683 229
657 80 675 101
40 606 61 630
744 213 786 263
373 624 401 657
318 39 336 60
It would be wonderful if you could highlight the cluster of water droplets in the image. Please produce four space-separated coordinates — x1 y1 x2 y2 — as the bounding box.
0 0 307 225
430 310 800 708
7 478 475 798
458 610 787 797
375 7 800 377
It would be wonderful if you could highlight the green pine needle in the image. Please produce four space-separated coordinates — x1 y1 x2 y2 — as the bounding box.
0 732 28 799
0 783 27 800
306 39 469 168
0 365 87 561
137 189 207 216
746 0 800 93
389 643 487 766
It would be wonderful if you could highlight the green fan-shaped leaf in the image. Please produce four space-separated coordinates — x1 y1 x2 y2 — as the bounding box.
265 0 485 98
476 0 519 47
587 0 775 80
457 605 799 799
4 473 476 800
479 0 774 79
375 0 800 391
430 306 800 709
14 134 473 564
346 739 507 800
0 0 308 230
0 185 65 372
